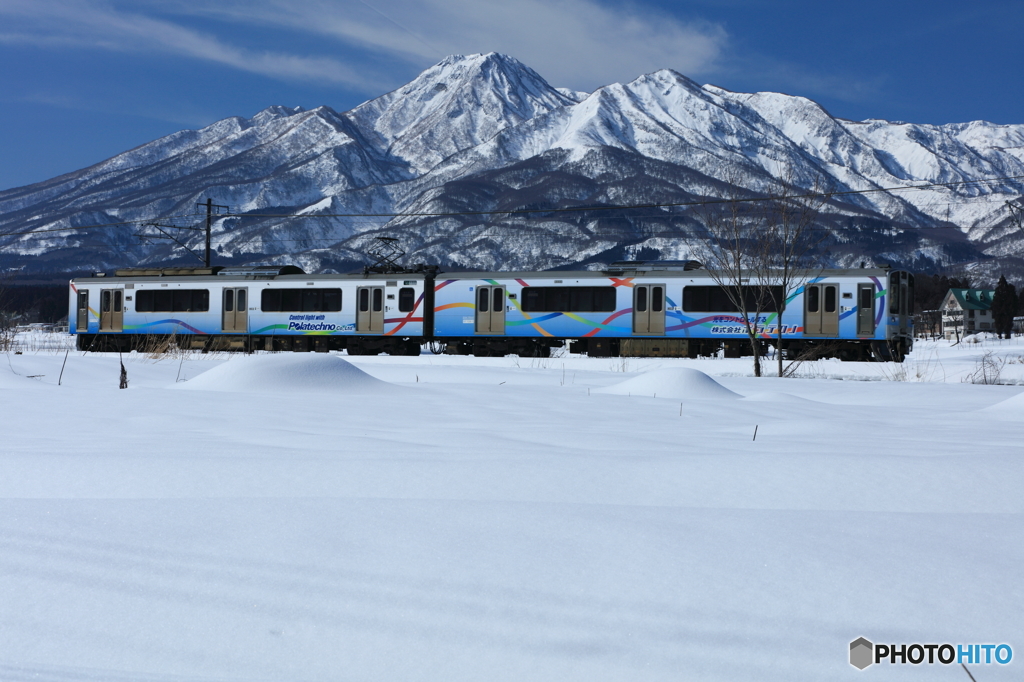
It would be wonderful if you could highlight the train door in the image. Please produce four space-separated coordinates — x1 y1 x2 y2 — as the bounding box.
76 290 90 332
633 284 665 335
99 289 123 332
887 272 913 336
857 284 875 336
222 287 248 333
475 285 506 334
900 273 912 337
804 283 838 336
357 286 385 333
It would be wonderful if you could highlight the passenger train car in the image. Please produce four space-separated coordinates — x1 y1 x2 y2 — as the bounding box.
69 262 914 361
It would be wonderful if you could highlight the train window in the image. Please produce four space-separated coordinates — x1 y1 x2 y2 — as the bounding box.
493 288 503 312
889 273 899 314
172 290 190 312
224 290 234 313
359 288 369 312
568 289 584 311
136 289 209 313
860 287 873 310
908 274 915 314
322 289 341 312
372 288 383 312
548 288 570 311
113 291 122 313
824 286 836 313
522 287 541 311
281 289 301 311
398 287 415 312
652 286 664 313
478 288 489 313
684 286 729 312
236 289 246 310
806 286 819 313
262 288 342 312
636 286 648 312
520 286 617 312
261 289 279 311
101 291 111 313
596 288 616 311
683 286 783 313
302 289 319 312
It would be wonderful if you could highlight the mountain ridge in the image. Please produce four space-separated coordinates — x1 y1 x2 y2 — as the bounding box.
2 52 1022 280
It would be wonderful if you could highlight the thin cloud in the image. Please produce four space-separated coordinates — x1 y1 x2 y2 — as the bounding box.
1 0 875 111
107 0 730 91
4 89 232 129
0 0 389 90
409 0 728 89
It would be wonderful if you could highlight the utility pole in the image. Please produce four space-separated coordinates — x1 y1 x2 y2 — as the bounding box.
1007 199 1024 234
134 198 227 266
205 197 213 267
196 198 229 268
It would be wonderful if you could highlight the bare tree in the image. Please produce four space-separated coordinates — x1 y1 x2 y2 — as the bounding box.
691 172 831 377
0 272 15 352
757 175 832 376
691 179 776 377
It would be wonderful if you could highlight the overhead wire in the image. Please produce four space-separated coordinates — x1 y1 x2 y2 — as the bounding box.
1 172 1022 239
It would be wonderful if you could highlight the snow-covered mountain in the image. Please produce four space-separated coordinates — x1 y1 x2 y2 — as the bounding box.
2 52 1023 277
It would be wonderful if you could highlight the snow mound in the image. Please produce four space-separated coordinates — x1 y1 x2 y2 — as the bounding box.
175 354 391 393
597 368 740 400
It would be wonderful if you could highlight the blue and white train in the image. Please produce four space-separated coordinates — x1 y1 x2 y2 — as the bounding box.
69 261 914 360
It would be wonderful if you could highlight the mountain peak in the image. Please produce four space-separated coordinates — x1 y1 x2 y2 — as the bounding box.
249 105 307 126
347 53 574 173
407 52 570 110
435 51 523 69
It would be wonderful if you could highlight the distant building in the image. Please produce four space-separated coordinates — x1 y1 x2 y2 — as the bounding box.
914 310 942 339
941 288 995 339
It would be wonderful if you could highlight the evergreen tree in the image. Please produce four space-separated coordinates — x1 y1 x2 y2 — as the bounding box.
947 275 972 291
991 275 1017 338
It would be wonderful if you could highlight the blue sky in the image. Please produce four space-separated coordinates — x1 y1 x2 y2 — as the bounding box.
1 0 1021 191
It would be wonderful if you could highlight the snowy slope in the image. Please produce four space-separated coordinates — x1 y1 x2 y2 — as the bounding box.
348 53 576 174
1 53 1023 276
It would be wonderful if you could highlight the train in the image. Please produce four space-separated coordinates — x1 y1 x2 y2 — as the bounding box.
68 261 914 361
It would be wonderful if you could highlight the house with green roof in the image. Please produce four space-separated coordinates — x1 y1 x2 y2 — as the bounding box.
941 288 995 339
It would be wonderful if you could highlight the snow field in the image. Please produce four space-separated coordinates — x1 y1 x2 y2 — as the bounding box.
0 340 1022 681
